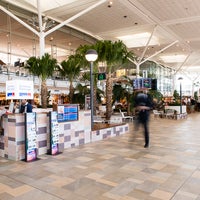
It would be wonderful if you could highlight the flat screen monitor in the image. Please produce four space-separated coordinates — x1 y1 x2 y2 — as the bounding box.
133 78 152 90
57 104 79 123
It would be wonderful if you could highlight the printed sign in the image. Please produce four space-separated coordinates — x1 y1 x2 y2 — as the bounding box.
6 80 34 99
49 111 59 155
25 112 37 162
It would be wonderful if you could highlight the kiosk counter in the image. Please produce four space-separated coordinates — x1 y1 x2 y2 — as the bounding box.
0 109 91 161
0 105 129 161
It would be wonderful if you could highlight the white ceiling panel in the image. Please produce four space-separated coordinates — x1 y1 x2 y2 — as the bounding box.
1 0 200 79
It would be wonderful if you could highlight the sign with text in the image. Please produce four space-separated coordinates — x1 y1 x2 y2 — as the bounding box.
25 112 37 162
49 111 60 155
6 80 34 99
57 104 79 123
133 78 152 90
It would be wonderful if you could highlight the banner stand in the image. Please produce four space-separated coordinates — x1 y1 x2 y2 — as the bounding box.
24 112 39 162
48 111 61 155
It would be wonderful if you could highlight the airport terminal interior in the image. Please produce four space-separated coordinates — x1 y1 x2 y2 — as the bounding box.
1 0 200 200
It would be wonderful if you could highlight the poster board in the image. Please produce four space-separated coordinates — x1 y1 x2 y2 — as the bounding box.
6 80 34 99
49 111 60 155
25 112 37 162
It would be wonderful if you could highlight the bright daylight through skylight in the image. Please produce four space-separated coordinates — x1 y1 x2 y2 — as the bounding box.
117 32 159 48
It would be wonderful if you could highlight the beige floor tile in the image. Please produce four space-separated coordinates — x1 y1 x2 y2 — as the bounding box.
1 113 200 199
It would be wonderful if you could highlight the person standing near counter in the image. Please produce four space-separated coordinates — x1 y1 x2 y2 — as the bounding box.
20 99 33 113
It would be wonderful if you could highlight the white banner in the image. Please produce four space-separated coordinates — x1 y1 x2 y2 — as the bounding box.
6 80 34 99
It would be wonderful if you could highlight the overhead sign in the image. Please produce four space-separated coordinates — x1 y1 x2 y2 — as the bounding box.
6 80 34 99
133 78 152 90
98 73 106 80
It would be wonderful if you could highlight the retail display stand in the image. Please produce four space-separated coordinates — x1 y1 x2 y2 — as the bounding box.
49 111 60 155
24 112 38 162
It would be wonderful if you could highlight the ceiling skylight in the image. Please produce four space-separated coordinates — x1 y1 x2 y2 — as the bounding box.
160 54 187 63
117 32 159 48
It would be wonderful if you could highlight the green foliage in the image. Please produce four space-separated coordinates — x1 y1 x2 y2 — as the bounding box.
25 53 57 81
58 54 82 81
148 90 163 103
173 90 180 101
24 53 58 108
95 40 134 73
194 91 198 101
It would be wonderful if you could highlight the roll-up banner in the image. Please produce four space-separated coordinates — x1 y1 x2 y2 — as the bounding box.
49 111 60 155
25 112 37 162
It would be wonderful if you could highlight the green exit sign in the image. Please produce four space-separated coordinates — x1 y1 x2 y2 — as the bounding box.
98 73 106 80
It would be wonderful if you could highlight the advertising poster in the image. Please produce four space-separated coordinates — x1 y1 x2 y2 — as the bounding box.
50 111 59 155
6 80 34 99
25 112 37 162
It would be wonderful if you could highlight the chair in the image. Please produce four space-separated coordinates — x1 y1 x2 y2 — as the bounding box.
164 109 175 119
153 110 162 119
93 115 106 123
119 109 134 122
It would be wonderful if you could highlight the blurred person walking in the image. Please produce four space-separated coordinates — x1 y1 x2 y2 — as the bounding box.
134 90 153 148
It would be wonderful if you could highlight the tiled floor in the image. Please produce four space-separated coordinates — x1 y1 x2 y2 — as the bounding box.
1 113 200 200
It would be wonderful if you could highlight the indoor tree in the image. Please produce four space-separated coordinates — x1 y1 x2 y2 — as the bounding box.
95 40 134 120
25 53 57 108
113 76 134 115
57 54 82 103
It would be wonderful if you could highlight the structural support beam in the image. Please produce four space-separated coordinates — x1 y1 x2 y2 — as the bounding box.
45 0 107 37
138 25 157 63
139 40 178 65
0 5 39 36
174 53 191 75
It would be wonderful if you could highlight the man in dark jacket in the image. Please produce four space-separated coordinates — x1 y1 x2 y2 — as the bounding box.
20 99 32 113
135 90 153 148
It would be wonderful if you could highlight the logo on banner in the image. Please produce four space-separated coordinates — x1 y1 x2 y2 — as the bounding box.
7 92 15 97
19 92 32 97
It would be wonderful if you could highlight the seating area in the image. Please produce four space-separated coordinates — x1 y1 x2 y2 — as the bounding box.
119 109 134 122
153 109 175 119
164 109 175 119
153 109 163 118
93 115 106 123
152 109 187 120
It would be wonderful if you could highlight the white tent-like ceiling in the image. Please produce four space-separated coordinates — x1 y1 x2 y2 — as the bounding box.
1 0 200 81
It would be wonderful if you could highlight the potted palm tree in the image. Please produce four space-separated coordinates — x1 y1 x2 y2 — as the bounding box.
95 40 134 120
57 54 82 103
75 41 134 120
25 53 57 108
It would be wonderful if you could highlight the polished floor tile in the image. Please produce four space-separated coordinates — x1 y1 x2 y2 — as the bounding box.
1 113 200 199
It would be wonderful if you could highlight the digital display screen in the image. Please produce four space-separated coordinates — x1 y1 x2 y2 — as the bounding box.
57 104 79 123
133 78 152 89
